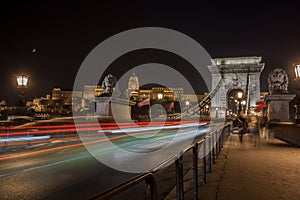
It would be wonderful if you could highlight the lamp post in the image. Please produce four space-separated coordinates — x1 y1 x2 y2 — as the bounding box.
16 74 29 106
241 100 246 110
185 100 190 113
235 90 244 115
205 104 209 117
293 64 300 123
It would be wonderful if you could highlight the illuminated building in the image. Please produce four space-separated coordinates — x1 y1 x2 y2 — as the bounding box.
127 72 184 102
151 87 177 102
52 88 61 100
83 85 103 100
128 71 139 92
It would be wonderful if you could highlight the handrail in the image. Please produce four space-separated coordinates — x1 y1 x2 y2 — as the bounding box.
90 123 231 200
151 155 177 172
90 173 157 200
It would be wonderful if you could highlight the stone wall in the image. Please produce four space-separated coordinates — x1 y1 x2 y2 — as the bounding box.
268 122 300 147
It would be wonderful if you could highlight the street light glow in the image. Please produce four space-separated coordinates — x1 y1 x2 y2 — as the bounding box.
237 91 243 99
241 100 246 105
157 93 163 100
16 74 29 88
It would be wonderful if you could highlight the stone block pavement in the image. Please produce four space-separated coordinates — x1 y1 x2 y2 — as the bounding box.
165 134 300 200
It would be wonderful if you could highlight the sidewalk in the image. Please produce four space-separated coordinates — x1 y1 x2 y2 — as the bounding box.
166 134 300 200
214 134 300 200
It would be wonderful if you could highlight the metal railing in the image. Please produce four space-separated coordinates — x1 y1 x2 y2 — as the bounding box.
91 173 157 200
90 123 231 200
175 139 205 200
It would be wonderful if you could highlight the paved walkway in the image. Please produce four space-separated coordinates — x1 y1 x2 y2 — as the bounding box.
166 134 300 200
200 134 300 200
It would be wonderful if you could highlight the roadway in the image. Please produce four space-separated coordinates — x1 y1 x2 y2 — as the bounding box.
0 122 211 199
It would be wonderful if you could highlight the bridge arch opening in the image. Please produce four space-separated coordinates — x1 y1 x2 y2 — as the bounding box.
227 88 246 116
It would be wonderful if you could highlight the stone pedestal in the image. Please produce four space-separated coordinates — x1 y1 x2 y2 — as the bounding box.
265 94 296 122
95 97 133 122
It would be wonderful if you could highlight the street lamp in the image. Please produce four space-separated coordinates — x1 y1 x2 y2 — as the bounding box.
241 100 246 107
185 100 190 113
205 104 209 116
16 75 29 88
16 74 29 105
235 90 244 115
237 91 243 99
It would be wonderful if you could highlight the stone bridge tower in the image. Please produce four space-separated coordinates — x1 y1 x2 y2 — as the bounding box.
208 57 265 118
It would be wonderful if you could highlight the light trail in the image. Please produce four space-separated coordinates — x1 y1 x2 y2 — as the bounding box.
0 135 50 142
0 121 209 137
99 121 208 134
0 121 210 161
0 120 205 130
0 134 128 161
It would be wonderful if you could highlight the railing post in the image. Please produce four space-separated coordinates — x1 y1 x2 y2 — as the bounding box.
212 131 215 164
145 176 157 200
202 138 207 185
207 135 212 173
175 156 184 200
215 131 219 159
217 130 220 155
192 143 199 200
218 130 221 155
220 129 223 149
228 125 231 139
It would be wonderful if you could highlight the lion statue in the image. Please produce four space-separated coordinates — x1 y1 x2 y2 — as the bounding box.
268 68 289 94
101 74 121 97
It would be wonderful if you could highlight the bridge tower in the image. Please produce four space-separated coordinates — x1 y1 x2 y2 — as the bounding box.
208 57 265 118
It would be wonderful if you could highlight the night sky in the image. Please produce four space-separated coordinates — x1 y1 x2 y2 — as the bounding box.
1 1 300 104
